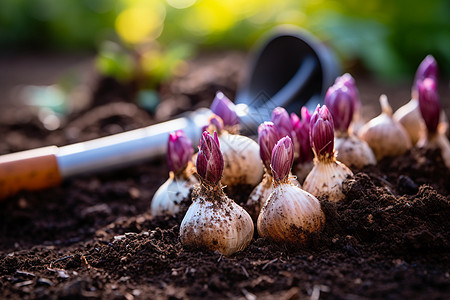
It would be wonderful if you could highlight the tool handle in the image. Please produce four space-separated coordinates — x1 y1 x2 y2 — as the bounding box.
0 146 62 199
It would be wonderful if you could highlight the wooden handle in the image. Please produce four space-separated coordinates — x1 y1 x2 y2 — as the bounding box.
0 146 62 200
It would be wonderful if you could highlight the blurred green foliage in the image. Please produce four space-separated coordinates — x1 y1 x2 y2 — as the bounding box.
1 0 449 84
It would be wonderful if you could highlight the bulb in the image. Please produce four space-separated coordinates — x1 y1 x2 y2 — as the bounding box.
303 105 353 201
218 132 264 189
151 130 198 217
180 131 254 256
334 136 376 169
257 136 325 244
359 95 412 161
246 173 300 222
325 79 376 169
394 55 438 145
246 122 300 221
207 93 264 188
415 78 450 169
393 98 423 146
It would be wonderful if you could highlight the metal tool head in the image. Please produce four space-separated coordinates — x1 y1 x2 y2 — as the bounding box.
235 26 340 132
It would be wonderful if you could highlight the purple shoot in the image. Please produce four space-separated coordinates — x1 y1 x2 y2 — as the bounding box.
258 121 280 170
310 105 335 161
271 136 294 182
418 78 440 134
167 130 194 174
196 131 224 185
210 91 239 127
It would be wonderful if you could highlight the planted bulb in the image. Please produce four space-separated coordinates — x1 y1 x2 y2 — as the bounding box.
257 136 325 244
325 79 376 169
151 130 198 217
360 95 412 160
180 131 254 256
303 105 353 201
395 55 439 145
325 84 354 135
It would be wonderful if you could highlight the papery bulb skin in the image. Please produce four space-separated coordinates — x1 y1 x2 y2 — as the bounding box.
210 91 239 130
418 78 440 135
167 130 194 174
246 173 273 221
360 95 412 161
219 133 264 189
151 173 198 217
413 55 438 97
271 107 293 140
257 180 324 244
197 131 224 185
180 184 254 256
335 136 376 169
303 105 353 201
151 131 198 217
249 133 299 223
325 84 355 135
303 158 353 202
258 122 280 170
393 98 423 145
246 172 300 222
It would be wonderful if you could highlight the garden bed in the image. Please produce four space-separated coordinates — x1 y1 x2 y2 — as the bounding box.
0 53 449 299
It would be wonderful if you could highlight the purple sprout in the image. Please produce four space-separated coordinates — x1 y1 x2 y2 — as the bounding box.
414 55 438 95
418 78 440 134
258 122 280 170
196 131 224 185
210 91 239 127
167 130 194 174
271 136 294 182
271 107 293 140
325 84 355 134
310 105 335 160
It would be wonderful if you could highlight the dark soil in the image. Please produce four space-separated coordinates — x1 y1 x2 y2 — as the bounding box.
0 52 449 299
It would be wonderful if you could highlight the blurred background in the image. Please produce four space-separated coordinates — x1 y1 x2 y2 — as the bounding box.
0 0 449 129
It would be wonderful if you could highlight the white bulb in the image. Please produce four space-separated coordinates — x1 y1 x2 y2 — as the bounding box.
219 133 264 188
151 174 198 217
335 135 376 169
180 186 254 256
303 160 353 202
257 183 325 244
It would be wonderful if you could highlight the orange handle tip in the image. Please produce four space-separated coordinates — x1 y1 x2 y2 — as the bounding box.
0 146 62 200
